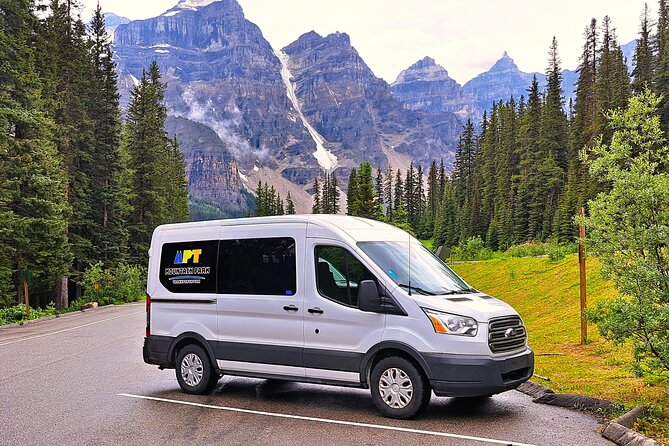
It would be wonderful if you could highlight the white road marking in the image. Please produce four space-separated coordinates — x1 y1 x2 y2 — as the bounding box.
119 393 538 446
0 310 144 347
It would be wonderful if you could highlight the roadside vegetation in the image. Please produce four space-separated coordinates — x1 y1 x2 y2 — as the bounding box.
451 255 668 442
0 263 146 326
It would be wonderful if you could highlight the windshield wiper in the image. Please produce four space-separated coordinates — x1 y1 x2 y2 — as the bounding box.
398 284 436 295
435 289 474 295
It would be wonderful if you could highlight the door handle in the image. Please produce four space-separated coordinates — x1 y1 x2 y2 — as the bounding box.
283 305 299 312
308 307 324 315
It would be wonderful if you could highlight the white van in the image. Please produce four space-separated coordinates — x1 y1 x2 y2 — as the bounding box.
143 215 533 419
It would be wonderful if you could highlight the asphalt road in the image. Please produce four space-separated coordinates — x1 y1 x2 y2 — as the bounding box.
0 303 613 446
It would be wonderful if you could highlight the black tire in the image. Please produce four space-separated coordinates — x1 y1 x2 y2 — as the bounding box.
370 356 431 419
175 344 219 395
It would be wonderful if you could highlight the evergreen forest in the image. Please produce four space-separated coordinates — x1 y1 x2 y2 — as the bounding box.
0 0 189 310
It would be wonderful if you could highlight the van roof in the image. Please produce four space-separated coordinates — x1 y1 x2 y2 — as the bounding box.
155 214 412 243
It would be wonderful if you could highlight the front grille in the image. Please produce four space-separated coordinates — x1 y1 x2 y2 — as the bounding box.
488 316 526 353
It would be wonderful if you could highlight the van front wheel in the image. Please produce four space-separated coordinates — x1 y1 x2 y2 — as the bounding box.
175 344 219 395
370 356 431 419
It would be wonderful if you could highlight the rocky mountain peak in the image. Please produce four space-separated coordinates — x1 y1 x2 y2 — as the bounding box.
489 51 520 73
286 31 352 55
393 56 453 85
412 56 436 69
162 0 241 17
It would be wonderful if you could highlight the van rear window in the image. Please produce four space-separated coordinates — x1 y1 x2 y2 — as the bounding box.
159 240 218 293
218 237 296 296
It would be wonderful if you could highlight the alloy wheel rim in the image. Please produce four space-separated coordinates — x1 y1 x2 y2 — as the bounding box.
379 367 413 409
181 353 204 387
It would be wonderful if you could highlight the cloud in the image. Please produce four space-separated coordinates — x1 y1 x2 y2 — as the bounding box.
174 86 270 164
81 0 647 84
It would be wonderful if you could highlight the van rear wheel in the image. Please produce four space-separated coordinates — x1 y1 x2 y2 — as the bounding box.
370 356 431 419
175 344 219 395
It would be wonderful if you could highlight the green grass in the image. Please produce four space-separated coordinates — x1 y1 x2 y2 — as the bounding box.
451 254 668 441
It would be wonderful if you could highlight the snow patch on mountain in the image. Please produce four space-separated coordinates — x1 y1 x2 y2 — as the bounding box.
175 0 219 9
275 49 338 171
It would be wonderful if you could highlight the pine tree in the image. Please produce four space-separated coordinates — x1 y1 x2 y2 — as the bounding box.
375 167 384 218
384 164 394 221
656 0 669 128
329 172 340 214
515 77 542 241
436 180 458 249
632 3 654 94
595 17 631 142
37 0 100 295
537 38 569 239
0 0 72 306
324 173 332 213
414 165 425 232
346 169 357 215
438 158 446 203
285 192 296 215
268 185 277 215
424 160 438 237
161 136 189 222
312 176 321 214
494 98 518 248
404 163 416 226
354 162 378 219
86 6 129 265
125 62 188 263
275 193 284 216
572 19 599 155
254 180 265 216
393 169 405 220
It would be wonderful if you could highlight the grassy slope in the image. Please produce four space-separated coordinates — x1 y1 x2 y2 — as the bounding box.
451 255 667 412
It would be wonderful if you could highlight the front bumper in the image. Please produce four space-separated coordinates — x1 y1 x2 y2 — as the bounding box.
425 348 534 397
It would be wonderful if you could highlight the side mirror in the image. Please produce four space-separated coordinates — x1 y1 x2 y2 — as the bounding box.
358 280 382 312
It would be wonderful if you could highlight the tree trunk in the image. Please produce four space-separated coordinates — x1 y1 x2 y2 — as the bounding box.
23 276 30 319
55 276 68 310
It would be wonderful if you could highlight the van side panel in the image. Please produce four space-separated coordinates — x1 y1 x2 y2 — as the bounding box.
150 225 220 344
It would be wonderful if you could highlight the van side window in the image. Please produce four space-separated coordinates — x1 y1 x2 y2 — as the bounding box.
315 246 376 307
218 237 296 296
159 240 219 293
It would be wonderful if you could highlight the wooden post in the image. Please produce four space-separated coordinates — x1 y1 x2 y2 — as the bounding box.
578 207 587 344
23 272 30 320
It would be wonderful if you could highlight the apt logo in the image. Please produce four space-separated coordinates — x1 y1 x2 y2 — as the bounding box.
174 249 202 264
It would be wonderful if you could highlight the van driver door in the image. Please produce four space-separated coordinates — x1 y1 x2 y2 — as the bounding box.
303 240 386 383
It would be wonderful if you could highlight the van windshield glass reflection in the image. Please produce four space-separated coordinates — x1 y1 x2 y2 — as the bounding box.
358 242 473 295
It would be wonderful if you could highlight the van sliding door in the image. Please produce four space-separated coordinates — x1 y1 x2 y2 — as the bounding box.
215 223 307 378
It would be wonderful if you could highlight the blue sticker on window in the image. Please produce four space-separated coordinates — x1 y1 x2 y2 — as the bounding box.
285 290 293 295
388 270 398 279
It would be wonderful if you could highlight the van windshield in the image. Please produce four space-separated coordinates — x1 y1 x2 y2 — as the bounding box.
357 241 473 296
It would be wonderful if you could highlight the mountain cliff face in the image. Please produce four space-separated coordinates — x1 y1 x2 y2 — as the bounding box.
391 56 478 120
462 52 541 111
392 52 589 123
113 0 461 217
114 0 322 216
282 32 460 174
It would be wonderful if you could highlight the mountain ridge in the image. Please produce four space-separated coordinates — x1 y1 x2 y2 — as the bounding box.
110 0 634 218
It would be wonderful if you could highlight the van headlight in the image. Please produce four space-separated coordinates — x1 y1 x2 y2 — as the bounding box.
423 309 478 336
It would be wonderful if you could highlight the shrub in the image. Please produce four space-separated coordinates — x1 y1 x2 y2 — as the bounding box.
583 91 669 375
0 303 56 326
452 236 494 261
80 262 146 306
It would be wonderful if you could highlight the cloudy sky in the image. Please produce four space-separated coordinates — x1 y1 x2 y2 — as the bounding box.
79 0 648 84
